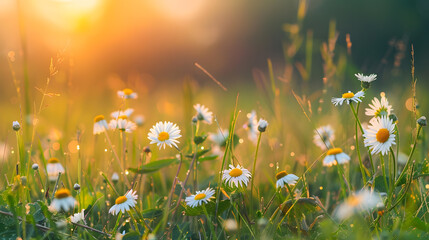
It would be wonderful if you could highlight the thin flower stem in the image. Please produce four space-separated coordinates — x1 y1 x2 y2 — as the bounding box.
379 153 388 192
335 165 348 199
202 205 216 240
353 103 368 184
112 212 122 235
250 131 262 217
103 130 130 187
128 210 141 235
395 125 422 186
50 172 62 202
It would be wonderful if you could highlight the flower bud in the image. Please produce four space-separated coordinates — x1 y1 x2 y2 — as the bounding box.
417 116 427 127
389 114 398 123
73 183 81 191
12 121 20 131
111 172 119 183
257 119 268 132
32 163 39 170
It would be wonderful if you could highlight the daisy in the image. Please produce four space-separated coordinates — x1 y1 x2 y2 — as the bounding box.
111 108 134 119
209 129 228 147
148 121 181 149
109 115 137 133
244 111 258 143
365 96 393 119
93 115 109 135
313 125 335 150
258 118 268 132
194 104 213 124
335 190 383 220
185 187 215 208
117 88 138 99
355 73 377 83
323 148 350 167
222 164 251 188
134 115 145 127
109 189 138 215
275 171 299 188
47 157 65 182
50 188 75 212
70 209 85 223
363 116 396 155
331 91 365 106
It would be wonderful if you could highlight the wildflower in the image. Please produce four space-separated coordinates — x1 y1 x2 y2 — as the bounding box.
93 115 108 135
365 96 392 119
12 121 20 131
148 121 181 149
117 88 137 99
47 157 65 182
417 116 427 127
134 115 145 127
50 188 75 212
32 163 39 170
111 108 134 119
323 148 350 167
185 187 215 208
70 209 85 223
194 104 213 124
109 115 137 133
73 183 81 191
209 129 228 147
109 189 138 215
355 73 377 83
335 190 383 220
313 125 335 150
258 119 268 132
331 91 365 106
275 171 299 188
244 111 258 143
222 164 251 188
111 172 119 183
363 116 396 155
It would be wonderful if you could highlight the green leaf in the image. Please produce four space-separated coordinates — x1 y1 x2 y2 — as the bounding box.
198 155 218 162
280 197 319 217
374 176 389 192
185 149 210 159
128 158 178 174
194 135 208 145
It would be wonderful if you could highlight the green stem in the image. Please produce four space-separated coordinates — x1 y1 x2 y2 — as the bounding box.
112 212 122 234
202 205 216 240
395 125 422 186
250 132 262 217
336 164 347 199
128 210 141 235
379 154 388 192
352 103 367 184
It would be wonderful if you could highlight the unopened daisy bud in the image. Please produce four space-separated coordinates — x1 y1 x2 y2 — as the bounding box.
257 119 268 132
73 183 81 191
192 117 198 123
111 172 119 183
389 114 398 123
417 116 427 127
143 146 151 153
32 163 39 170
12 121 20 131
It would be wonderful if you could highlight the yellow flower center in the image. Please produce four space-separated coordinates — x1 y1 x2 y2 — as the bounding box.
55 189 71 199
342 92 355 99
229 168 243 177
327 148 343 155
194 193 206 200
275 171 288 180
118 115 128 120
347 195 362 207
94 115 105 123
115 196 128 205
123 88 133 95
376 128 390 143
48 158 60 164
158 132 170 141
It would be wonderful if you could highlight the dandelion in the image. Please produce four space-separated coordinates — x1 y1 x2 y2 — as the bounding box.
109 115 137 133
335 190 383 220
355 73 377 83
117 88 138 99
185 187 215 208
194 104 213 124
109 189 138 215
222 164 251 188
244 111 258 143
365 96 392 119
363 116 396 155
257 118 268 132
323 148 350 167
111 108 134 119
313 125 335 150
47 157 65 182
275 171 299 188
148 121 181 150
50 188 75 212
93 115 108 135
331 91 364 106
70 209 85 223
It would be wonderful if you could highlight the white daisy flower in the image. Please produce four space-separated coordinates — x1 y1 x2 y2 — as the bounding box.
50 188 75 212
323 148 350 167
275 171 299 188
109 115 137 133
93 115 109 135
70 209 85 223
185 187 215 208
222 164 251 188
209 129 228 146
335 190 384 220
244 111 258 144
111 108 134 119
47 158 65 182
313 125 335 150
148 121 181 150
365 96 393 119
194 104 213 124
363 116 396 155
331 91 365 106
355 73 377 83
109 189 138 215
117 88 138 99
